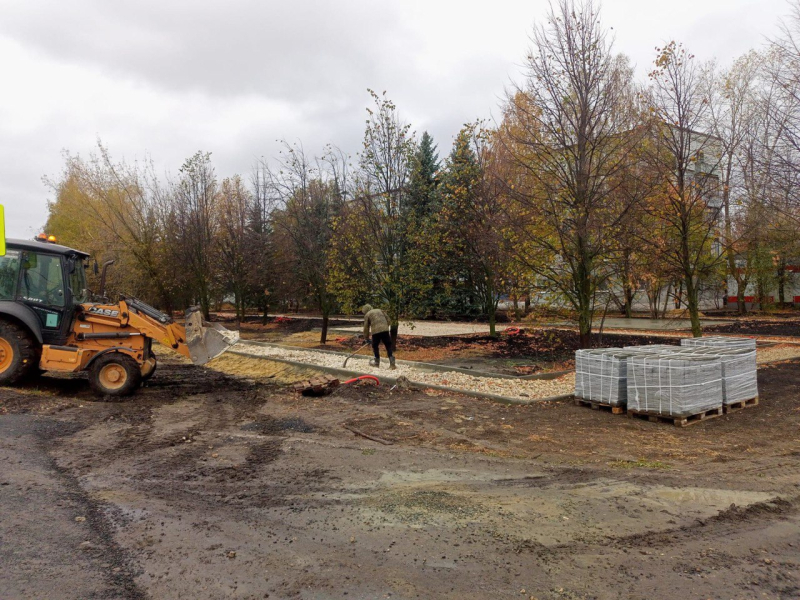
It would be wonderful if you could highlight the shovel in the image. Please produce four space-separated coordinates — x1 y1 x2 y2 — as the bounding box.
342 339 370 368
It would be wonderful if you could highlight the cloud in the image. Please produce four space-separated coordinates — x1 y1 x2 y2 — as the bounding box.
0 0 790 238
0 0 413 101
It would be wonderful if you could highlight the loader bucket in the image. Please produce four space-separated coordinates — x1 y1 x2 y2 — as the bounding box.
185 310 239 365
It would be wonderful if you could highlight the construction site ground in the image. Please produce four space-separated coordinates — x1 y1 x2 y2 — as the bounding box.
2 320 799 599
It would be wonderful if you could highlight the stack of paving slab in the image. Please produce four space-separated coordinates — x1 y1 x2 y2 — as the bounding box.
680 336 756 350
674 346 757 405
574 348 659 407
625 337 757 412
625 353 723 417
574 337 758 418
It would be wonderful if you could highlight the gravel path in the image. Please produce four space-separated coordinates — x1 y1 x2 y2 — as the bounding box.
756 344 800 364
233 343 574 401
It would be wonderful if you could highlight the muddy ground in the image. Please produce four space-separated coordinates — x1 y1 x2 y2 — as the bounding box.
1 350 799 600
705 319 800 338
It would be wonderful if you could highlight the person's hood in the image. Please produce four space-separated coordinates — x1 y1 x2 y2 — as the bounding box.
361 304 373 315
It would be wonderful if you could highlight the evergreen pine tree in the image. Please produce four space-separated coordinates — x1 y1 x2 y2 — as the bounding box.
407 131 440 218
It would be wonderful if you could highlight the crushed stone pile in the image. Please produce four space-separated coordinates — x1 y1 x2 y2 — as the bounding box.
232 343 574 401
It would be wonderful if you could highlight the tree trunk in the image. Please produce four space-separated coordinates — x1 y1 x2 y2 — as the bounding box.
234 294 241 329
488 309 496 337
622 248 633 318
320 312 329 345
736 280 747 315
685 275 702 337
777 260 787 306
660 282 672 319
578 297 592 349
624 285 633 319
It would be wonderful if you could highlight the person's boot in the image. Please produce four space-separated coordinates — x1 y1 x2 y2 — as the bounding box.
369 358 380 367
389 357 396 370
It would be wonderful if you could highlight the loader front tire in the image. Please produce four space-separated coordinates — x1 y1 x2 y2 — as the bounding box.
89 353 142 397
0 319 39 385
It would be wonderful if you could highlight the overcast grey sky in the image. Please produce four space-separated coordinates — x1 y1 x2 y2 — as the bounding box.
0 0 790 238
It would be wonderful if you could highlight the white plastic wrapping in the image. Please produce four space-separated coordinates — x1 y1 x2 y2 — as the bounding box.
624 344 682 353
667 347 757 405
628 343 758 405
626 354 723 417
575 348 659 406
680 336 756 350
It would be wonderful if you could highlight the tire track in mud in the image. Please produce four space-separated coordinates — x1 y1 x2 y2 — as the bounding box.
508 494 799 560
101 387 336 512
25 417 148 600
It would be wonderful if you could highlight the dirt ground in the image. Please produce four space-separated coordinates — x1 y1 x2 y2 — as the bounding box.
1 349 799 599
705 318 800 338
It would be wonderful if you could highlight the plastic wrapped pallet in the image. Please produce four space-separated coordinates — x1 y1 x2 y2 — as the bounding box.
628 344 758 405
627 354 723 417
670 346 757 405
575 348 658 407
680 336 756 350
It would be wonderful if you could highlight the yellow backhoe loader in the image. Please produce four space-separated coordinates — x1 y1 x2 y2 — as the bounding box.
0 235 238 396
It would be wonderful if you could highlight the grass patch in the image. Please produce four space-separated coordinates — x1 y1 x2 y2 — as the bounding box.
608 458 671 470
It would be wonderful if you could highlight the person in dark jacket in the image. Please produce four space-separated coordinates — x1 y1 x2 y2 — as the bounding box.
361 304 395 369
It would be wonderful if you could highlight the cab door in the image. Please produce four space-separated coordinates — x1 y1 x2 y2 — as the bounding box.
17 251 72 345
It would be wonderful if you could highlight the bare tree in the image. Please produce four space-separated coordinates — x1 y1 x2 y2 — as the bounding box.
707 52 763 314
499 0 644 348
264 142 347 343
47 143 176 310
171 151 218 319
216 175 253 326
645 42 723 336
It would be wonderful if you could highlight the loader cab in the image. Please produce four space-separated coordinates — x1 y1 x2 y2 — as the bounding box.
1 238 90 345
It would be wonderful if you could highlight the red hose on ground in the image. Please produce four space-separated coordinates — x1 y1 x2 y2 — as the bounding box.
342 375 380 386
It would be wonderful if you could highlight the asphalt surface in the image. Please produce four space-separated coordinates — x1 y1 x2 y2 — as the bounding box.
0 414 143 600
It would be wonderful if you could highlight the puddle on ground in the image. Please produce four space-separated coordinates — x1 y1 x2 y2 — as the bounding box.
240 416 315 435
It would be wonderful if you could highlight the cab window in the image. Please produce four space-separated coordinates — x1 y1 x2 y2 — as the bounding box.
19 252 65 307
0 249 20 300
69 259 88 304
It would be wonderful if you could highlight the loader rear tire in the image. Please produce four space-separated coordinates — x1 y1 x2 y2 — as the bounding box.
89 353 142 397
0 319 39 385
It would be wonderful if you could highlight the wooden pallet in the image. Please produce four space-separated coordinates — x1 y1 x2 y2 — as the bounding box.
292 375 340 396
724 396 759 413
627 406 723 427
574 398 625 415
